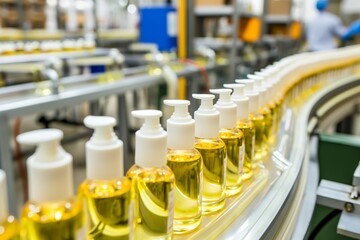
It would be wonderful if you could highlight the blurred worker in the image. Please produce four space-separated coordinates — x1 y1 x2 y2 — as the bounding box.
306 0 347 51
342 20 360 40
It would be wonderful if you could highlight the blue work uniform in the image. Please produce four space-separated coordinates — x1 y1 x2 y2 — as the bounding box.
306 12 346 51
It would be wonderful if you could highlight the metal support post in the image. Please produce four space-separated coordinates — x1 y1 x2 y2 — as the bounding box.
186 0 195 58
316 164 360 239
92 0 100 45
187 75 199 116
117 95 131 172
0 115 17 216
261 0 269 38
229 0 240 81
16 0 25 30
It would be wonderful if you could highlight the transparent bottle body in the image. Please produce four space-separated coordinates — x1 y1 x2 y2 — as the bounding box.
127 166 175 240
259 106 273 157
248 113 266 168
274 96 284 132
20 198 84 240
219 128 244 197
236 120 255 181
267 101 277 146
166 148 202 233
0 216 19 240
194 137 226 214
79 177 132 239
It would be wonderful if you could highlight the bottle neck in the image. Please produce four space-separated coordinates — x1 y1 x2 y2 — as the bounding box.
135 131 167 168
167 121 195 150
194 112 219 139
86 140 124 180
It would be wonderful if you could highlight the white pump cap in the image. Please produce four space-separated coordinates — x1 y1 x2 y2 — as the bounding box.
235 79 255 92
164 100 195 150
254 71 271 88
235 79 259 114
0 170 8 222
247 74 263 91
84 116 124 180
193 94 219 138
17 129 73 203
132 110 167 168
247 74 266 109
209 89 237 129
224 83 249 120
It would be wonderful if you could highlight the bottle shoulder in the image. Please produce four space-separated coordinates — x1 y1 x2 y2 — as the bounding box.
127 164 174 183
267 101 276 109
137 166 175 183
79 177 132 198
219 127 243 139
249 113 264 120
22 198 82 222
237 119 255 129
0 216 19 239
195 137 226 149
126 164 143 179
259 106 271 115
167 148 202 162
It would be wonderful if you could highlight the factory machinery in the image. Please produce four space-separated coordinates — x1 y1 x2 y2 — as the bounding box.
0 43 360 239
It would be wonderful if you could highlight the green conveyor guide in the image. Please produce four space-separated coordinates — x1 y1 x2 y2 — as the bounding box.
309 133 360 240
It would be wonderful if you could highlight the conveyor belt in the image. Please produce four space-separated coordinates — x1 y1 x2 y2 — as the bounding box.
1 46 360 239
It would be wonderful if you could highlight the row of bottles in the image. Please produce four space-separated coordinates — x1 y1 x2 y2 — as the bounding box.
0 38 96 56
5 55 358 239
0 79 282 240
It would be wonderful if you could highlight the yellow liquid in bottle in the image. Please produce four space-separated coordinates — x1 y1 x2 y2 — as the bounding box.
129 166 175 240
237 120 255 181
167 149 202 234
20 199 84 240
219 128 244 197
267 101 277 146
274 97 284 132
0 216 19 240
249 113 265 168
126 165 143 180
259 106 273 157
195 138 226 214
79 178 132 239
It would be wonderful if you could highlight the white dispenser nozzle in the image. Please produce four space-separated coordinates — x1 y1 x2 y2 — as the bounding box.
84 116 124 180
224 83 249 121
17 129 73 203
235 79 255 92
132 110 167 168
254 71 271 88
193 94 214 111
256 71 270 81
247 74 263 83
254 71 267 77
209 89 237 129
164 100 195 150
84 116 116 144
224 83 245 99
192 94 219 138
0 170 8 222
